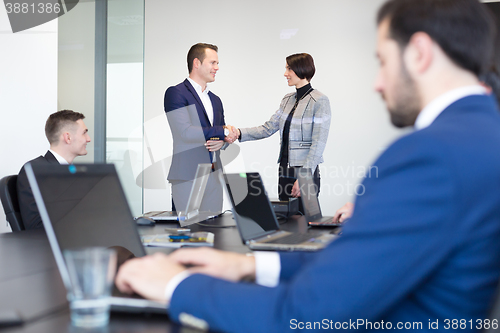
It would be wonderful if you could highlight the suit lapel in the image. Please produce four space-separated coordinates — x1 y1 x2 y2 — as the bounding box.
44 151 60 164
184 79 211 125
293 95 311 119
208 92 221 126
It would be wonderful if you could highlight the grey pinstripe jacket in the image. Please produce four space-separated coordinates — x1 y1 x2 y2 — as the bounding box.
240 89 331 173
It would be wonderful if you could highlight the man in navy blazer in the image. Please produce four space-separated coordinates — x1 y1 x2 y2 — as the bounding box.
164 43 237 213
117 1 500 331
17 110 91 230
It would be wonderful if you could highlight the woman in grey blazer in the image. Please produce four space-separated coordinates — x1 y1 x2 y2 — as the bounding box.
234 53 331 211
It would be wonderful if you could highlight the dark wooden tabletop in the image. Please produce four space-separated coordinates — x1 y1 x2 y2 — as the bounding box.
0 213 331 332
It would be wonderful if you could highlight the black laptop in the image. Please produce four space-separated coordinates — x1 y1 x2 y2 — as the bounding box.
296 168 342 227
25 163 166 313
224 172 336 251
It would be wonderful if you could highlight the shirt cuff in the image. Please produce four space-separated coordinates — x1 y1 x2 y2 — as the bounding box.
254 251 281 287
164 270 192 307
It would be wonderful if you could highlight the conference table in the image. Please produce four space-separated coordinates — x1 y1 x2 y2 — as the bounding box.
0 214 332 332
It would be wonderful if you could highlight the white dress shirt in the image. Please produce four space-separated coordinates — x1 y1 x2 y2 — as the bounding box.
48 149 69 164
414 85 486 130
187 77 218 162
187 77 214 125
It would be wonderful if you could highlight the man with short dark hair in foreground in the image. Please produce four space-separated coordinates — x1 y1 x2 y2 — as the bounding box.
17 110 91 229
116 1 500 331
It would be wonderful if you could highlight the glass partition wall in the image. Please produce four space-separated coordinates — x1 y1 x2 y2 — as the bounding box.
58 0 145 216
58 0 96 163
106 0 144 216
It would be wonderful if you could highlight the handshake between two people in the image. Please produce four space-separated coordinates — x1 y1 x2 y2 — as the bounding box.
204 125 240 152
223 125 240 144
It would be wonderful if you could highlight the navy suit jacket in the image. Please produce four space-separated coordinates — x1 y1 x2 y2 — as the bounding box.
169 95 500 332
17 150 59 230
164 79 226 181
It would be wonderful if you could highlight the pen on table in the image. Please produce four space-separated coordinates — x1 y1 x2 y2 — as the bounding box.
168 235 191 240
164 228 191 234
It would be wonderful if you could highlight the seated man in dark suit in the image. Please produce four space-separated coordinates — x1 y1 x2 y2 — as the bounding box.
17 110 91 229
115 1 500 332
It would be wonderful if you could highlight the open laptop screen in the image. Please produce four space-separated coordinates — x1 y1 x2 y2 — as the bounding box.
179 163 211 219
296 168 323 220
224 173 279 241
26 164 145 258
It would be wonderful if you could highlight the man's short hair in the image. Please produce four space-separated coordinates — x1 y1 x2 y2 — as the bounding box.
481 65 500 106
45 110 85 144
187 43 218 73
286 53 316 82
377 0 496 77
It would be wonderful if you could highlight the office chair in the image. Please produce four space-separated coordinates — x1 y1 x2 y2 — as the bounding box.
0 175 25 231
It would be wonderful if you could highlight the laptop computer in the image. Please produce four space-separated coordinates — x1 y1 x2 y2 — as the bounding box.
143 163 218 226
224 172 337 251
24 163 166 313
296 168 342 227
142 210 178 221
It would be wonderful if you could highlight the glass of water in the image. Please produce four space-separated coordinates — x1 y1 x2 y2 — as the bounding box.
64 247 117 328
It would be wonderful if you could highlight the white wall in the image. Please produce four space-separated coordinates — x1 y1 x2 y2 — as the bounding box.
143 0 405 215
0 8 58 233
0 0 434 233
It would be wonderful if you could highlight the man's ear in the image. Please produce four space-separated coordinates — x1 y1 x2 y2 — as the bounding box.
193 58 201 70
404 32 434 75
62 131 71 145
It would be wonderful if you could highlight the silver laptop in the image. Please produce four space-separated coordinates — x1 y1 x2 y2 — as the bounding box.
142 210 178 221
177 163 220 226
143 163 218 226
25 163 166 313
296 168 342 227
224 172 337 251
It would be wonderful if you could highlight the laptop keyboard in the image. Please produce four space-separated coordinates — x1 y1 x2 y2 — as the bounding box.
112 284 144 299
155 211 176 217
309 217 341 226
264 233 314 245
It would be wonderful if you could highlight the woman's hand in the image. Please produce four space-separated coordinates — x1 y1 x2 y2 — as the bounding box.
291 180 301 197
223 125 240 144
333 202 354 223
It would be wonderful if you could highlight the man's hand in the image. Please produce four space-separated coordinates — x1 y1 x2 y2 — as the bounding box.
169 247 256 282
333 202 354 223
205 140 224 151
234 127 241 139
115 253 186 304
291 180 301 197
223 125 239 144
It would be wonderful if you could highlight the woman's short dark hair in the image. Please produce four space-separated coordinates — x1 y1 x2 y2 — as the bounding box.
377 0 496 77
286 53 315 82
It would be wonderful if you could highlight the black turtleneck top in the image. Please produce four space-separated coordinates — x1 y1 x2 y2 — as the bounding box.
278 83 313 170
296 83 312 101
